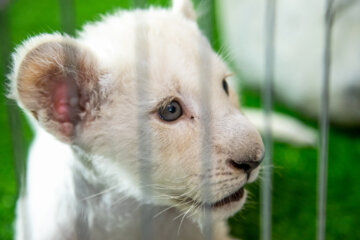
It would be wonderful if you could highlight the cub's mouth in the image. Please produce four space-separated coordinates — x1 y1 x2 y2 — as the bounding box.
210 187 244 208
176 187 245 209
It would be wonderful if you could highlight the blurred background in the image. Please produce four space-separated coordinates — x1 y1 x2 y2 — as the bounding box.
0 0 359 239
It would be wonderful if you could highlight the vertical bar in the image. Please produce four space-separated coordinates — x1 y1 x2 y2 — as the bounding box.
59 0 76 35
132 1 154 240
58 1 91 239
0 0 30 237
197 0 214 42
196 0 214 239
199 42 213 240
317 0 333 240
260 0 276 240
60 44 92 239
0 0 27 197
135 22 154 240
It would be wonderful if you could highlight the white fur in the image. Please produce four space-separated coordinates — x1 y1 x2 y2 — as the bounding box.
10 1 265 239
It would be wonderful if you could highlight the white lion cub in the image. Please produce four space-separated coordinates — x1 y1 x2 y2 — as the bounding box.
9 0 264 239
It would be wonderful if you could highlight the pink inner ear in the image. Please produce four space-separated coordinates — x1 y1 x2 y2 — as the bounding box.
50 77 80 125
54 83 70 122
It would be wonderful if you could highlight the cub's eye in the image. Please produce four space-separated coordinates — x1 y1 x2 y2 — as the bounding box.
158 101 183 121
222 79 229 96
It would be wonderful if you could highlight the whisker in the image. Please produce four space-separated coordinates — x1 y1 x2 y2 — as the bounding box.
153 205 175 219
81 184 123 201
177 205 195 236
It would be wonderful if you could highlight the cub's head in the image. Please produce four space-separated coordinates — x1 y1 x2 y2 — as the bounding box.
9 0 264 222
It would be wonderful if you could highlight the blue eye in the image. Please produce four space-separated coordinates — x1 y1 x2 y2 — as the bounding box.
158 101 183 121
222 79 229 95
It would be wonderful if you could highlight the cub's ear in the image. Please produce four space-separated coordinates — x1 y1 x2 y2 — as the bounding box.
172 0 196 21
9 34 101 143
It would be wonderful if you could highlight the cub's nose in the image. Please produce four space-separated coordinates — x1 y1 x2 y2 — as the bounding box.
216 110 265 175
227 151 265 174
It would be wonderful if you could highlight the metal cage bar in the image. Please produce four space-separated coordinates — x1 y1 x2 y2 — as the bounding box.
197 0 216 239
59 0 76 36
317 0 334 240
132 1 155 240
57 1 93 239
261 0 276 240
1 0 30 238
135 12 155 240
0 0 27 197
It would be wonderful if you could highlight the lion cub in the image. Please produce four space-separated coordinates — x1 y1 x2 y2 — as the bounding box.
9 0 264 239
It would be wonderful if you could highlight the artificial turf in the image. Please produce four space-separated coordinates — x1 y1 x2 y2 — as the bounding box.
0 0 359 239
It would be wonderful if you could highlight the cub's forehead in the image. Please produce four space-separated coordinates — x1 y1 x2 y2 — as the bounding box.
79 8 228 89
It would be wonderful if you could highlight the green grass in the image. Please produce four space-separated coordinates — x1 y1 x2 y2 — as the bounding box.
0 0 359 239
